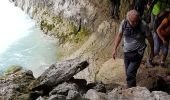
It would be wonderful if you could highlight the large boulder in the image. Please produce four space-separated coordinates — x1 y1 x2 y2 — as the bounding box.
85 89 107 100
108 86 170 100
0 66 35 100
96 58 126 85
31 57 89 92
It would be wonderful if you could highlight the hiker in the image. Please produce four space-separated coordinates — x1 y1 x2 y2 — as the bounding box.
110 0 120 19
112 10 154 88
142 0 158 24
147 11 169 67
151 0 167 30
156 10 170 67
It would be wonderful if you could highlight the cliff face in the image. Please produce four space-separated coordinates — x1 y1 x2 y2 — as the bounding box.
10 0 130 83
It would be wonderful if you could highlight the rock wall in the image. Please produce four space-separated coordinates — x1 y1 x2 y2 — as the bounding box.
10 0 130 83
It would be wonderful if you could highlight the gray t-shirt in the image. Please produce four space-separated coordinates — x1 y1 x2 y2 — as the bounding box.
119 19 150 53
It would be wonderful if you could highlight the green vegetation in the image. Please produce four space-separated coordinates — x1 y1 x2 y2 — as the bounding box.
41 14 91 44
39 15 91 59
56 50 65 60
2 65 22 76
103 0 110 6
56 27 91 60
68 22 77 35
52 16 63 23
74 27 90 43
40 20 55 31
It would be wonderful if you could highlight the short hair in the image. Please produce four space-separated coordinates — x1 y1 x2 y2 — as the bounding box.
126 10 139 21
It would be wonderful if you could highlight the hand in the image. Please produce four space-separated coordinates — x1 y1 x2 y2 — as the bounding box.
112 49 116 60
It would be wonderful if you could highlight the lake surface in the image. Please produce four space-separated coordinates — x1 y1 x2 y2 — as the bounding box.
0 0 57 77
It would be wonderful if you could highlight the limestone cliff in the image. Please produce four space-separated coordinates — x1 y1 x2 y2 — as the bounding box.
10 0 130 83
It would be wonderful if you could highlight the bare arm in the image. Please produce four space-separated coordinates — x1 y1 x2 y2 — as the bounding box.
112 32 123 59
157 19 168 45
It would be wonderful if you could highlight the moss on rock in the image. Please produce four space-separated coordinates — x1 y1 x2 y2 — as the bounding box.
74 27 90 43
2 65 22 77
40 20 55 31
52 16 63 24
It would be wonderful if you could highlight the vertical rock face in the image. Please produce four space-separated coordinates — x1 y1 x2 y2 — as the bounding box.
12 0 98 36
11 0 130 83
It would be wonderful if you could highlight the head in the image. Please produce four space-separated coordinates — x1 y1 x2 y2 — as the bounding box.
126 10 140 27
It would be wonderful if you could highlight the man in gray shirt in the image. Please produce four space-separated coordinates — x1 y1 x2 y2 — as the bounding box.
112 10 154 88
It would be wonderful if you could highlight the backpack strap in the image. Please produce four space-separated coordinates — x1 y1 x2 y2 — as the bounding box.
122 19 142 32
122 19 128 33
122 19 144 37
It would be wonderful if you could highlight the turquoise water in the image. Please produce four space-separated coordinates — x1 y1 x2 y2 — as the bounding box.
0 1 57 77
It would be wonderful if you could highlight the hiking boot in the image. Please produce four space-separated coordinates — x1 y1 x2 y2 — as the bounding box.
146 59 154 67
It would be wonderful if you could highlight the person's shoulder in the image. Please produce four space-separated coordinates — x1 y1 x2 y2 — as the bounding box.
120 19 127 27
162 18 168 24
121 19 126 24
119 19 127 33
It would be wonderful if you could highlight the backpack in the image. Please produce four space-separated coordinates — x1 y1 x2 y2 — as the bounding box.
152 0 167 16
121 19 147 52
122 19 143 36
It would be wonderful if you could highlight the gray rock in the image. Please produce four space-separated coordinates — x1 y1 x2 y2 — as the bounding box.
68 77 87 89
151 91 169 100
49 82 79 96
108 88 128 100
108 86 155 100
86 81 106 93
36 96 50 100
25 70 34 77
159 95 170 100
66 90 81 100
32 57 88 91
48 94 66 100
107 86 170 100
0 69 35 99
85 89 107 100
